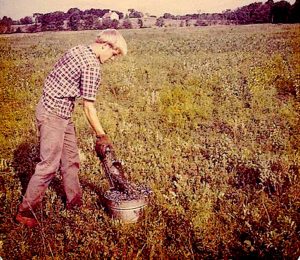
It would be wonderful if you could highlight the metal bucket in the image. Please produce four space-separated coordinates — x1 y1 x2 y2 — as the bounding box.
104 192 147 223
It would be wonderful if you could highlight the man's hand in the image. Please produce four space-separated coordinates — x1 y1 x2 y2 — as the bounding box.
95 134 113 159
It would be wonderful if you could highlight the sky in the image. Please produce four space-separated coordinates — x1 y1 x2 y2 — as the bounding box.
0 0 296 20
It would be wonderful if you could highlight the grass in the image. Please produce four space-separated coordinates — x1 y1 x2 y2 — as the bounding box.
0 24 299 259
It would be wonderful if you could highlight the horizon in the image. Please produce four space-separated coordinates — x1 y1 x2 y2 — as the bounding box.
0 0 297 20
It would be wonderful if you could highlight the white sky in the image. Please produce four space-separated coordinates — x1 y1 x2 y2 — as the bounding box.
0 0 296 20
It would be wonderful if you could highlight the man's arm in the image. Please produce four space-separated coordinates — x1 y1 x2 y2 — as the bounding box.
83 99 105 136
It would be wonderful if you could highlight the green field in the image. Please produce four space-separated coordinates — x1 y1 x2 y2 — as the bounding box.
0 24 299 259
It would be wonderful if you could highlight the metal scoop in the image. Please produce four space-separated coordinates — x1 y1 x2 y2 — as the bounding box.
100 146 136 194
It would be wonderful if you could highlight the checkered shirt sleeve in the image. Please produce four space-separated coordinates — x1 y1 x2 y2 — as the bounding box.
81 65 101 101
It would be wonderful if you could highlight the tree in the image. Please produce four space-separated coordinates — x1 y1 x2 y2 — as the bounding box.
41 12 66 31
264 0 274 23
67 8 81 16
27 24 39 33
82 14 96 30
111 19 119 29
101 18 112 29
271 0 291 23
20 16 33 24
101 18 119 29
114 11 124 19
33 13 43 23
155 17 165 27
228 1 275 24
0 16 13 33
69 13 81 30
128 9 143 18
122 19 132 29
290 0 300 22
163 13 174 19
82 8 110 18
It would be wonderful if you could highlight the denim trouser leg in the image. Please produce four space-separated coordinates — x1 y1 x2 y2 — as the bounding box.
19 101 82 213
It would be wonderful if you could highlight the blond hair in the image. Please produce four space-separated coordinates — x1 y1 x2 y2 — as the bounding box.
95 29 127 56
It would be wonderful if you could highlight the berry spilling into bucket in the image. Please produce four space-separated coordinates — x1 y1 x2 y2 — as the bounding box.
104 184 152 202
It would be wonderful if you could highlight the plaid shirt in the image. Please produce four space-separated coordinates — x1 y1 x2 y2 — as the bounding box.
42 45 101 119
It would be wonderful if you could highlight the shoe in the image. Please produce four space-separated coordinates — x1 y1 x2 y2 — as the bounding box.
15 212 38 228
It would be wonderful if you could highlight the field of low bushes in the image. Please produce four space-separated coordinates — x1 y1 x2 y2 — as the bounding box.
0 24 299 259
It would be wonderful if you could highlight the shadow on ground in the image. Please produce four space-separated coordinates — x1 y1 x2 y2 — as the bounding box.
12 141 40 196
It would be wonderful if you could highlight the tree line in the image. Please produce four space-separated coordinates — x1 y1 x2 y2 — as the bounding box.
170 0 299 24
224 0 300 24
0 0 299 34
